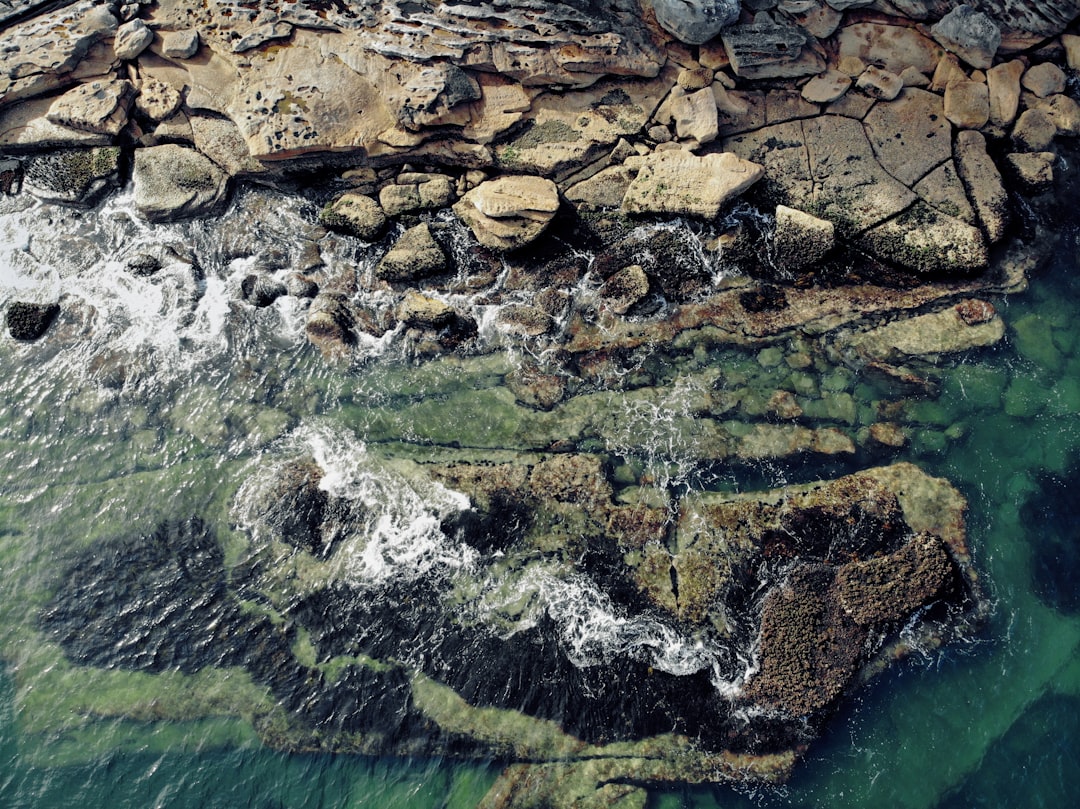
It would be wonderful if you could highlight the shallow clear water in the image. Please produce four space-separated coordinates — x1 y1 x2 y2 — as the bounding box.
1 179 1079 808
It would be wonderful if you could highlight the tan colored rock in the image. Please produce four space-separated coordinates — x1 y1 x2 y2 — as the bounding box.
1011 109 1058 151
1029 93 1080 136
801 70 851 104
379 174 455 217
669 86 719 144
0 95 112 149
954 130 1009 243
398 290 455 328
715 87 763 136
773 205 835 273
856 67 903 101
913 161 976 224
135 77 183 123
1005 151 1055 193
453 175 559 252
765 89 819 125
162 29 200 59
788 2 843 38
987 60 1025 129
46 78 134 137
375 223 447 282
867 422 907 449
565 165 636 211
1062 33 1080 70
857 202 988 276
621 150 764 220
944 80 990 129
495 304 554 337
847 304 1005 361
837 22 944 75
1022 62 1067 98
863 88 951 186
114 19 153 60
319 193 387 241
899 66 930 87
189 114 268 177
930 54 968 92
677 66 714 91
837 56 866 77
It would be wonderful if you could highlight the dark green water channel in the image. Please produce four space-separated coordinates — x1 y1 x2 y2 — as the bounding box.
1 184 1079 808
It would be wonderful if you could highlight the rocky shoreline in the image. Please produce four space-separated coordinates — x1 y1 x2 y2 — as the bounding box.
4 1 1080 807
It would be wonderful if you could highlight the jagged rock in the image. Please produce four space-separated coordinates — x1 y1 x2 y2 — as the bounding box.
6 301 60 341
453 175 559 252
22 147 120 205
1022 62 1067 98
863 88 951 186
0 159 20 195
132 144 230 222
721 18 825 79
240 274 287 308
801 70 851 104
954 130 1009 243
162 29 200 59
621 150 764 219
677 66 715 91
46 79 134 137
1011 109 1058 151
598 265 651 314
565 165 636 211
375 223 448 282
1005 151 1056 193
114 19 153 61
846 302 1004 361
135 78 183 123
773 205 834 273
495 304 555 337
505 366 567 410
319 194 387 241
250 459 352 555
930 53 969 93
944 80 990 129
930 5 1001 70
651 0 741 45
856 67 903 101
987 60 1025 130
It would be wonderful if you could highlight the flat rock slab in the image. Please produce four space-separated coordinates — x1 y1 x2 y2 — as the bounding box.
621 150 764 219
863 88 951 187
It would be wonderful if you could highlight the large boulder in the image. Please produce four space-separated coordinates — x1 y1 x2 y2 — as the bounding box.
650 0 741 45
45 78 134 137
621 150 764 219
453 175 559 252
6 301 60 341
319 193 387 241
132 144 230 222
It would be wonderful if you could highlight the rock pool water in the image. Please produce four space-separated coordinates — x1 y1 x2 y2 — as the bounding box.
1 178 1079 807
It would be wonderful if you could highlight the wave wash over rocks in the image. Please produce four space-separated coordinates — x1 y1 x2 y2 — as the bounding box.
4 0 1080 807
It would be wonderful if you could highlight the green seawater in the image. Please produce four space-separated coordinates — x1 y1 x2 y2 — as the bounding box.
1 185 1079 808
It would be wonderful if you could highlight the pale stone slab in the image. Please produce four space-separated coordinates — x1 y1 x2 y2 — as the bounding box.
801 70 851 104
944 80 990 129
987 60 1024 129
621 150 764 219
863 88 951 186
954 129 1009 243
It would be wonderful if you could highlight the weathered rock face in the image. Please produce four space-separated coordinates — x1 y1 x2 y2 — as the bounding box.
650 0 741 45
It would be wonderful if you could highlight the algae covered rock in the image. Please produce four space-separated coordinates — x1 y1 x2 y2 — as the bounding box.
22 146 120 205
6 301 60 341
133 144 230 222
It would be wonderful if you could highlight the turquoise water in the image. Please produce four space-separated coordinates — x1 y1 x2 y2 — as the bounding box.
1 179 1079 807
